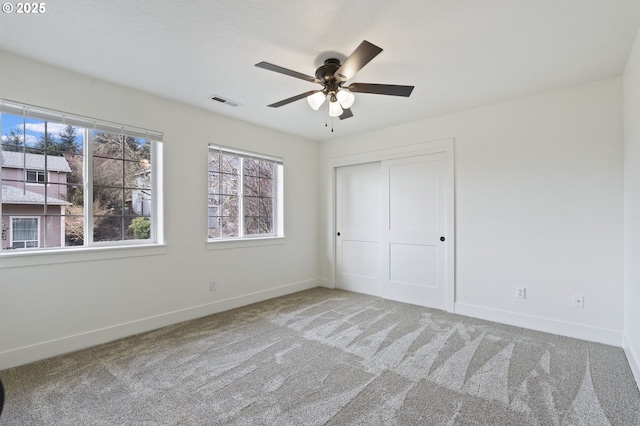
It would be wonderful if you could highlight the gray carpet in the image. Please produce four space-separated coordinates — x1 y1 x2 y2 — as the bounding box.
1 287 639 425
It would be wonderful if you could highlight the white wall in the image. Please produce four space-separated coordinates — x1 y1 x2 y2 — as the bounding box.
0 50 321 370
623 27 640 386
0 45 631 374
320 77 624 345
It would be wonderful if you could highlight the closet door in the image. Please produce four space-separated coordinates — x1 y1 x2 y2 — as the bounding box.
335 162 381 296
335 151 450 310
380 153 448 309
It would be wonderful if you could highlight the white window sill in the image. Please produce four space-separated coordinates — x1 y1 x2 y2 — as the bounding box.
0 244 167 269
206 236 285 250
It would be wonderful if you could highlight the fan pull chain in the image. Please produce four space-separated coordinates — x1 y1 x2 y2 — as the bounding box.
323 100 334 132
323 116 334 132
326 100 330 129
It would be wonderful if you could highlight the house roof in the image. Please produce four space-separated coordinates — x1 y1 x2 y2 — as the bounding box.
1 184 71 205
1 151 72 173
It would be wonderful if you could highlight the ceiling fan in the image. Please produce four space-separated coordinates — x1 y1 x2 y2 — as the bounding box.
255 40 414 121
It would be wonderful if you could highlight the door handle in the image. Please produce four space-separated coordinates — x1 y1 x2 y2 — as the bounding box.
440 236 445 241
337 232 341 236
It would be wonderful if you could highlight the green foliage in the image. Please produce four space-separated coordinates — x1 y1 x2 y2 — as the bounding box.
128 217 151 240
58 125 80 154
1 223 7 241
35 131 58 153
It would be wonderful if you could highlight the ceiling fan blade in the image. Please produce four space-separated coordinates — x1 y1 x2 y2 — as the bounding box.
255 61 320 83
339 108 354 120
334 40 383 82
347 83 414 97
267 90 321 108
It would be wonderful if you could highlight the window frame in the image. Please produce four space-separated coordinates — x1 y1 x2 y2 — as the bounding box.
25 169 48 185
207 144 284 248
10 216 40 249
0 99 165 263
87 131 158 246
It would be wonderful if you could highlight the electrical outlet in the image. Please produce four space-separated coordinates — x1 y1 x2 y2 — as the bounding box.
210 280 217 291
516 287 526 299
573 294 584 308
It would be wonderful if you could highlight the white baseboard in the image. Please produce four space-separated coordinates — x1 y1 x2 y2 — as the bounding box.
316 278 333 289
623 333 640 391
0 279 321 371
455 303 623 347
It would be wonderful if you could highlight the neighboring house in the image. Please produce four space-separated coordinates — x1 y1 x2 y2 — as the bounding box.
1 151 72 249
131 164 151 217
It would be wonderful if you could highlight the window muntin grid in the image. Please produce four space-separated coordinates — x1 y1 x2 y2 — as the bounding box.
1 100 162 252
208 146 282 240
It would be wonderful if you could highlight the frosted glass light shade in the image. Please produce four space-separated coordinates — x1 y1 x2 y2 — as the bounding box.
328 99 344 117
336 89 355 109
306 91 326 110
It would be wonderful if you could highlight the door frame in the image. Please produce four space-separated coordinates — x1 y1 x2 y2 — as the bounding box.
329 138 455 312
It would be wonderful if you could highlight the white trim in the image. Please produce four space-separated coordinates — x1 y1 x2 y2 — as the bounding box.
446 140 456 312
0 106 164 256
316 278 332 289
208 143 283 165
0 243 167 269
59 205 65 247
623 333 640 391
455 302 623 346
276 164 284 236
152 140 164 244
24 169 50 186
328 138 456 312
238 157 245 237
207 147 284 242
329 138 453 168
206 236 285 250
0 98 163 141
0 278 321 370
83 127 92 244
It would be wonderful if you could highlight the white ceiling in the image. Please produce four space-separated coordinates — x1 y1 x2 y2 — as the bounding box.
1 0 639 142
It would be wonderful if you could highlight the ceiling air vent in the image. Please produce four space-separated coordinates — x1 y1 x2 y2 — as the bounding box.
209 95 241 107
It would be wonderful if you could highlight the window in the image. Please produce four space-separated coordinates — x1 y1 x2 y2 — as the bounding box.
208 145 283 240
11 217 39 248
26 170 46 184
1 99 163 252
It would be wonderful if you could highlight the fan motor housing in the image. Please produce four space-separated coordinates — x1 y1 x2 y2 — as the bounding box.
315 58 342 90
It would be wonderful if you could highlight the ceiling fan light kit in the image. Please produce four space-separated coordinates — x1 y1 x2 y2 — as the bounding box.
306 91 326 110
328 95 344 117
336 89 355 109
256 40 414 129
